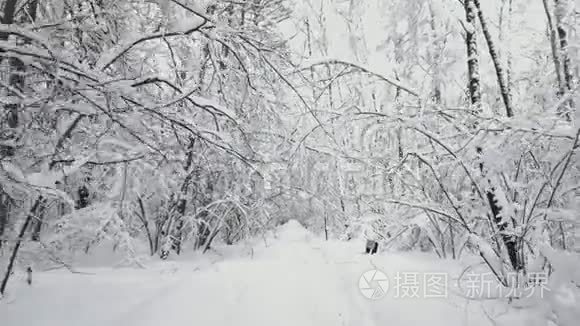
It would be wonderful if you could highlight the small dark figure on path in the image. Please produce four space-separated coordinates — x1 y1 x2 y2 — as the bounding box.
26 267 32 285
365 240 378 255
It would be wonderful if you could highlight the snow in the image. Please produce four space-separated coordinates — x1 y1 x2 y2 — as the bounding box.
468 233 504 276
0 220 538 326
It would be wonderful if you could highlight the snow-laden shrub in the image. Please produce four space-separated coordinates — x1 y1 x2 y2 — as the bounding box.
41 202 144 266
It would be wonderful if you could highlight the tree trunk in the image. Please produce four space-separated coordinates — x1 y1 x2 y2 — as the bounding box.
542 0 566 104
429 4 442 104
499 0 514 99
486 190 521 270
0 192 10 250
323 211 328 241
305 18 316 99
464 0 481 108
477 146 522 272
136 196 155 256
31 198 47 241
554 0 576 117
449 220 456 259
473 0 513 117
1 198 42 297
172 198 186 254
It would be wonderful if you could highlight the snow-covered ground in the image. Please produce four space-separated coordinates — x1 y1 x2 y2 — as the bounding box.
1 220 531 326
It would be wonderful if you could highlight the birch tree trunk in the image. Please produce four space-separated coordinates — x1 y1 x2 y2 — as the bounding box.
464 0 481 108
554 0 576 117
429 3 442 104
465 0 522 272
499 0 514 100
473 0 514 117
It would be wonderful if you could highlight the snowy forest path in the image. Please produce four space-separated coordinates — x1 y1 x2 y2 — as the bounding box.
112 222 379 326
112 221 482 326
1 221 485 326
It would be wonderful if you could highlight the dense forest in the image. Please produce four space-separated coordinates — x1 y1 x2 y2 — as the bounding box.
0 0 579 325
